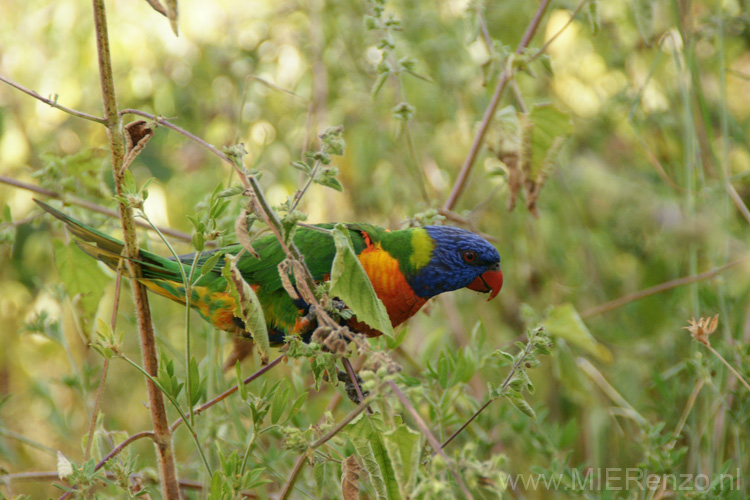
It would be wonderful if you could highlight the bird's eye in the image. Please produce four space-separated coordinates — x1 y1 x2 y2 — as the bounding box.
462 250 477 263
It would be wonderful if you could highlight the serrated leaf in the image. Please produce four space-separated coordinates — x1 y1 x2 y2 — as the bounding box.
341 455 361 500
542 303 612 363
352 438 390 499
382 424 422 496
222 254 269 363
345 413 401 500
330 225 394 337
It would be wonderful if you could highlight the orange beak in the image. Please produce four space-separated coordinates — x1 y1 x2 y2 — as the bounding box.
467 267 503 301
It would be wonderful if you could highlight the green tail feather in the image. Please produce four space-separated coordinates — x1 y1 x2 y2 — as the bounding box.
34 199 186 282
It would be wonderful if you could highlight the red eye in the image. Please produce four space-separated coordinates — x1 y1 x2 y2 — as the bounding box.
463 250 477 263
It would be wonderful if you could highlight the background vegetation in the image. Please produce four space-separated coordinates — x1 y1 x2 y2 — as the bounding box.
1 0 749 498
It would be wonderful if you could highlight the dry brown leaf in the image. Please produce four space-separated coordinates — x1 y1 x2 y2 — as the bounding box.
684 315 719 346
341 455 361 500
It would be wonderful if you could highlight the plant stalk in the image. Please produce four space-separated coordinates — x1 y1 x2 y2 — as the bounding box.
91 0 180 497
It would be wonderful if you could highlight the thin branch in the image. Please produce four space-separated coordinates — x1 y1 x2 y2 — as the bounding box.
705 344 750 395
84 265 123 461
580 259 746 319
529 0 590 63
0 73 106 124
443 0 552 211
169 355 284 433
576 358 648 425
0 174 198 244
387 380 475 500
439 337 536 452
56 431 156 500
342 357 372 414
2 471 258 498
91 0 180 497
278 391 376 500
120 109 231 164
724 181 750 225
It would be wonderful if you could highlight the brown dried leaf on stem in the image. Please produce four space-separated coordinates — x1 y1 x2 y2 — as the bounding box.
120 120 155 175
234 208 260 259
684 315 719 347
341 455 361 500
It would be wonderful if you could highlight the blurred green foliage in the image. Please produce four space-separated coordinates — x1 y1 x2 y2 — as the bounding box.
1 0 750 498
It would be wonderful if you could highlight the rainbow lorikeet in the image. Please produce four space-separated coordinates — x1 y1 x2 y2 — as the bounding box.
36 200 503 344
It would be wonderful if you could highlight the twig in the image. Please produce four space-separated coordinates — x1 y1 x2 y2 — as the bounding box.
278 392 376 500
529 0 590 63
120 109 231 164
117 354 212 474
439 337 536 452
443 0 552 211
0 74 106 124
83 264 123 461
576 358 648 425
3 471 258 498
56 431 156 500
169 355 284 433
387 380 475 500
724 181 750 225
341 357 372 414
704 344 750 395
0 175 199 244
91 1 180 497
580 259 746 319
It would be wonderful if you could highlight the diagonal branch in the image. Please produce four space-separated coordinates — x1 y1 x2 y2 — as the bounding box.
580 259 746 319
443 0 552 211
387 380 475 500
0 73 106 124
0 174 196 244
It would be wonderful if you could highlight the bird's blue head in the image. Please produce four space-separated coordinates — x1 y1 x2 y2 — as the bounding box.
407 225 503 300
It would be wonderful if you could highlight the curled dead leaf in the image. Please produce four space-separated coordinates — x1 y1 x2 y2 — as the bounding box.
684 315 719 347
341 455 361 500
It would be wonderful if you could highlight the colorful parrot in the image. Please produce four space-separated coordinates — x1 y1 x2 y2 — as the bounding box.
36 200 502 344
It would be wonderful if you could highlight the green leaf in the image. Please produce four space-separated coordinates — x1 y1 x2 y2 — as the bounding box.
587 0 600 36
371 71 390 99
52 240 109 323
329 225 394 337
382 423 422 496
542 303 612 363
222 254 270 363
188 357 206 406
345 413 401 500
528 104 572 176
270 379 290 424
385 327 408 350
200 251 223 277
505 392 536 419
236 361 248 401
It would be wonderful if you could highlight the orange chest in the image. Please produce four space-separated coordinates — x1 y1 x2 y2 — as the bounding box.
357 246 427 328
